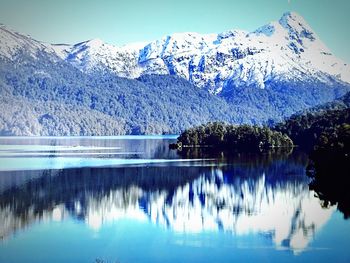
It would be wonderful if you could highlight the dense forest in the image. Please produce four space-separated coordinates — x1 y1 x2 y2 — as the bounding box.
274 107 350 149
273 91 350 147
222 79 350 126
1 45 350 135
0 55 235 135
175 122 293 150
174 103 350 151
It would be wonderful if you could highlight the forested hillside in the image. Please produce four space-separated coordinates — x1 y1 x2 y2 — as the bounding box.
0 55 239 135
274 92 350 148
1 22 350 136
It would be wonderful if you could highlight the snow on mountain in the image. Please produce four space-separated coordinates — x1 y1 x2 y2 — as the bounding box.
0 12 349 97
54 38 144 78
46 12 349 94
1 13 349 135
138 11 350 93
0 24 44 60
0 24 63 62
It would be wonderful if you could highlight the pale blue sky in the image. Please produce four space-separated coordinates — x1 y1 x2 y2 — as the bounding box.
0 0 349 62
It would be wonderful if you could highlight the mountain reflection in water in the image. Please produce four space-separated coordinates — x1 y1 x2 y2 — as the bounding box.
0 149 336 254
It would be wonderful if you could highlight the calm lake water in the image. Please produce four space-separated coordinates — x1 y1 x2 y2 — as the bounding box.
0 136 349 263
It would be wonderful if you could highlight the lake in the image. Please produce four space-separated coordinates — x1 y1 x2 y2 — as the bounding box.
0 136 349 263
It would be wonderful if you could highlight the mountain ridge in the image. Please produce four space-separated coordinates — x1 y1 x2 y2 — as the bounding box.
3 12 348 91
1 12 350 135
39 11 350 95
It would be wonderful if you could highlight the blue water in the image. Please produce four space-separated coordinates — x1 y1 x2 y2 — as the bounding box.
0 136 349 263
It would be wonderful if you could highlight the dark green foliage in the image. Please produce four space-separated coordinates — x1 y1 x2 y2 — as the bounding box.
177 122 293 150
313 123 350 153
274 108 350 149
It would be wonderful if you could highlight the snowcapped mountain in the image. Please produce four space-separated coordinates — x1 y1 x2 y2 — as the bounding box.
1 12 349 94
0 24 44 60
52 38 145 78
1 12 350 135
0 24 62 63
49 12 349 94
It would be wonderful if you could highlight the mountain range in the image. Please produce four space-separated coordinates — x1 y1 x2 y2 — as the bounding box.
0 12 349 135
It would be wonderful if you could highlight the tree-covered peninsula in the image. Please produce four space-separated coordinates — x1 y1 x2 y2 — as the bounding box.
172 122 293 150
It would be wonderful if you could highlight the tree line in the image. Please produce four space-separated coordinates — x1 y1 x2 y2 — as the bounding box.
175 122 293 150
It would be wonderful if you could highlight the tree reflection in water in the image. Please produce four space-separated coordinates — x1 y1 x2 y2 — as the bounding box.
308 147 350 219
0 150 339 254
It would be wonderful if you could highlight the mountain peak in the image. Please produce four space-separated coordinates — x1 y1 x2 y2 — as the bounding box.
2 12 347 92
276 11 319 53
279 11 308 27
86 38 104 47
72 38 104 49
0 24 47 60
279 11 315 37
280 11 302 21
